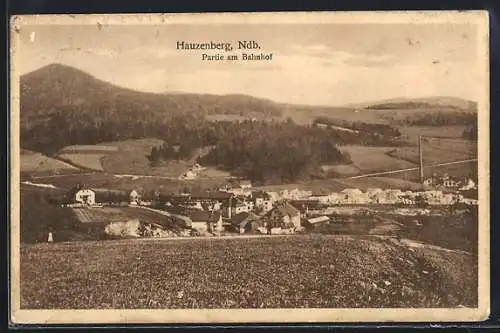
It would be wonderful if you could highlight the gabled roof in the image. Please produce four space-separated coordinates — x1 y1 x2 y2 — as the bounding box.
189 210 221 223
307 216 330 224
252 191 270 199
271 202 300 217
231 212 260 227
190 191 233 200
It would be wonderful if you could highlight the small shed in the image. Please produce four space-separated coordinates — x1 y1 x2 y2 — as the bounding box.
303 216 330 229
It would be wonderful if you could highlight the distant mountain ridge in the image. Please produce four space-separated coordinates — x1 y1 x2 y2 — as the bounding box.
344 96 477 111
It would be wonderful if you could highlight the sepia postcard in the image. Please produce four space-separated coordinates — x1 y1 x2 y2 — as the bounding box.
9 11 490 325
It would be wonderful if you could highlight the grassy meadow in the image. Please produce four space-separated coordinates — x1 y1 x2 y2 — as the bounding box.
20 235 477 309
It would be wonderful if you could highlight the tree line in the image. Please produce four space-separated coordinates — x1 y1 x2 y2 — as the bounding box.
312 117 402 137
392 111 477 127
462 117 478 140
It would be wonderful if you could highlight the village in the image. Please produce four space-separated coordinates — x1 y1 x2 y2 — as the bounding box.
57 169 478 239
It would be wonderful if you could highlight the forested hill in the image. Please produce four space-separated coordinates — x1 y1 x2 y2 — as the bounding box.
21 64 283 121
20 64 286 154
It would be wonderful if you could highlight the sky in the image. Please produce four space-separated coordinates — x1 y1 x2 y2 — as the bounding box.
18 23 480 106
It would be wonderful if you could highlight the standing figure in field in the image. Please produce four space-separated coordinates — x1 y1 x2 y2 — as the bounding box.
47 232 54 243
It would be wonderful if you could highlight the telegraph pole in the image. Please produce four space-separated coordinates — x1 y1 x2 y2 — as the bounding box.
418 135 424 183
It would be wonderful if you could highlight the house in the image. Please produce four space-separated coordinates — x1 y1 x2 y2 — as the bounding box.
303 216 330 229
442 178 461 188
383 189 403 204
189 211 223 234
239 180 252 189
251 191 272 212
459 178 477 191
180 169 197 180
288 188 313 200
289 199 322 214
129 190 140 206
73 188 96 205
365 188 383 203
266 202 301 229
423 178 434 187
230 212 262 234
231 200 249 215
340 188 367 204
308 193 330 204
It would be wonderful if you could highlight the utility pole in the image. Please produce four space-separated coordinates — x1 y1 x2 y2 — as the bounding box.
418 135 424 183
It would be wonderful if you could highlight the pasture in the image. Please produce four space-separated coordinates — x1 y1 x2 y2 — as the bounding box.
20 150 77 173
338 145 416 173
58 153 107 171
20 235 477 309
399 126 469 140
52 138 228 179
388 138 477 165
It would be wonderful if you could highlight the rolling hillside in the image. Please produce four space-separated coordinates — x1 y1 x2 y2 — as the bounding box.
21 63 283 125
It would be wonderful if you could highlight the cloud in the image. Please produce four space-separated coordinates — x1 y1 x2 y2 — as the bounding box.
289 43 398 68
342 53 398 67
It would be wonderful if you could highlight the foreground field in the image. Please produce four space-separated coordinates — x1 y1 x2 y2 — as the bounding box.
20 235 477 309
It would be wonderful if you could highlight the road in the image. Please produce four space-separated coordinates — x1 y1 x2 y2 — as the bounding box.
348 158 478 179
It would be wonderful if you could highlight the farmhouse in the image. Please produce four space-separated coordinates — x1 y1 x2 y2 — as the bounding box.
289 199 323 214
266 202 301 229
189 211 223 233
230 212 262 234
231 200 250 215
67 186 96 206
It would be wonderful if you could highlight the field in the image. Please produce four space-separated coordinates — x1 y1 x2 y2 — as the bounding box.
56 138 162 173
389 138 476 165
338 145 416 174
57 153 108 171
50 138 228 179
20 150 77 173
399 126 469 141
20 235 477 309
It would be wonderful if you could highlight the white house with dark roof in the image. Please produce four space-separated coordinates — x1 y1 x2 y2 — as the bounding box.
74 188 96 205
